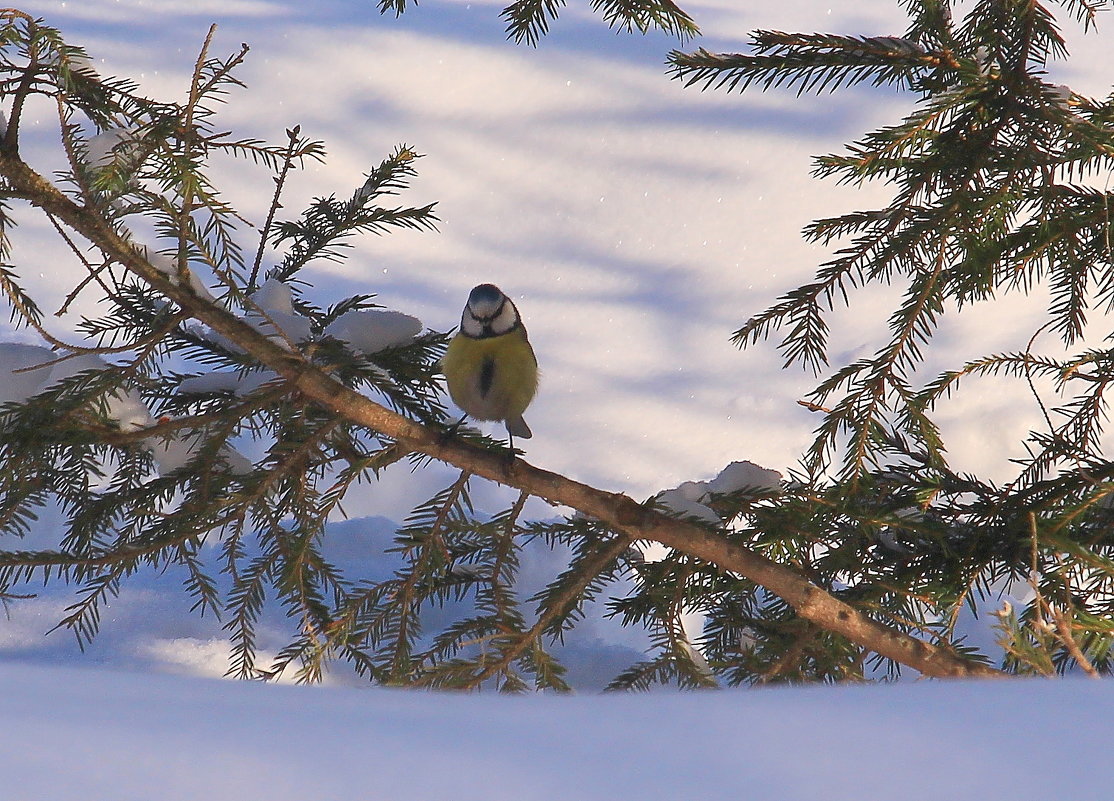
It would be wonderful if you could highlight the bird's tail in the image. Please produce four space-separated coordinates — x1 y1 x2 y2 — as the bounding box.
506 415 532 439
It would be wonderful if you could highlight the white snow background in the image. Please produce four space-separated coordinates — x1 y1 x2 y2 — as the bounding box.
3 0 1114 797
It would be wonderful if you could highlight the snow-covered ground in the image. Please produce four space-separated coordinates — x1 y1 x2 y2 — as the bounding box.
3 659 1110 801
3 0 1114 796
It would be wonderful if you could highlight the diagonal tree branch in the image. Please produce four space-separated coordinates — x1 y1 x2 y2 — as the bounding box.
0 146 1004 680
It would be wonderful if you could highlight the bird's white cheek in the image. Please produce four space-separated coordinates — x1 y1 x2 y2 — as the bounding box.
461 314 484 337
491 305 518 334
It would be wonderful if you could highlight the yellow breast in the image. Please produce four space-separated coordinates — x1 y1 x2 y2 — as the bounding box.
442 328 538 423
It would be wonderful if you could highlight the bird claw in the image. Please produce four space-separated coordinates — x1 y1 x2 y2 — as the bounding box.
500 444 519 475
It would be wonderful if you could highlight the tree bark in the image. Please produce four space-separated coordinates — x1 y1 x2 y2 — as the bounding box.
0 149 1005 680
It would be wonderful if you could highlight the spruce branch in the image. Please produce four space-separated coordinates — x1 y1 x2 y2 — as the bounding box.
590 0 698 42
0 142 1002 678
669 32 949 97
1 9 39 155
385 471 472 683
453 531 633 690
0 11 1045 685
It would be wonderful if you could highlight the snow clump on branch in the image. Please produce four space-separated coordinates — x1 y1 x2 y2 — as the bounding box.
656 461 782 524
0 343 250 476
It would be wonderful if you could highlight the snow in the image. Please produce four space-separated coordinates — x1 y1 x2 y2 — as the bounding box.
0 344 154 430
1 660 1110 801
243 278 425 352
147 428 254 476
705 459 782 494
251 275 296 316
0 343 56 405
178 369 279 396
1050 83 1074 110
85 127 136 170
1 0 1113 794
869 36 926 56
0 343 253 472
974 45 997 76
183 276 423 358
658 460 782 523
658 480 722 524
139 246 219 302
325 308 423 353
244 278 314 346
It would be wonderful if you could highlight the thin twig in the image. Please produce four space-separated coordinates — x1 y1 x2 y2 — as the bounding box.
2 12 38 155
389 471 471 680
50 225 116 316
250 125 301 292
458 533 634 690
7 305 184 365
427 471 469 564
0 139 1007 680
1023 320 1057 435
54 95 101 210
1049 605 1100 679
758 624 816 683
489 489 529 635
175 24 217 290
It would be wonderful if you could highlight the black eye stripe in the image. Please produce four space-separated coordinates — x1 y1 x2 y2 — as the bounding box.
462 297 521 339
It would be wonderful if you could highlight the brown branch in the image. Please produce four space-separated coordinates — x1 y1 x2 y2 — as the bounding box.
389 470 471 681
493 490 528 598
458 533 635 690
174 25 216 290
758 622 816 684
0 503 243 572
2 12 37 156
322 441 411 518
488 489 529 643
1025 513 1100 678
50 216 116 316
0 147 1005 681
1049 606 1101 679
90 380 291 446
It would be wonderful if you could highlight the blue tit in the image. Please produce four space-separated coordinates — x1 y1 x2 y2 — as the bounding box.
442 283 538 445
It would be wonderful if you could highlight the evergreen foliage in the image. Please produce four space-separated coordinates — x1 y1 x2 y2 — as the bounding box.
0 1 1112 691
376 0 697 46
0 9 662 690
671 0 1114 679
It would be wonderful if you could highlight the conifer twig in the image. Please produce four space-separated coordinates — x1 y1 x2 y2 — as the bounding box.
457 533 634 690
2 12 37 155
0 63 1005 681
250 125 301 292
1049 605 1100 679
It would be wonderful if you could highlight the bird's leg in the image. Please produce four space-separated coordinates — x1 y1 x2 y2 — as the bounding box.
501 431 518 472
503 427 530 469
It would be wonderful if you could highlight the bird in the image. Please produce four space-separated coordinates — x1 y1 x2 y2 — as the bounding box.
442 283 538 449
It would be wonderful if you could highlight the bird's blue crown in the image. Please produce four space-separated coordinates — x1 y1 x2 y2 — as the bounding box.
468 283 504 307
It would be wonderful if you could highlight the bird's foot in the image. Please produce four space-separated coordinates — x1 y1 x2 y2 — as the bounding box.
500 435 523 473
500 446 519 476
